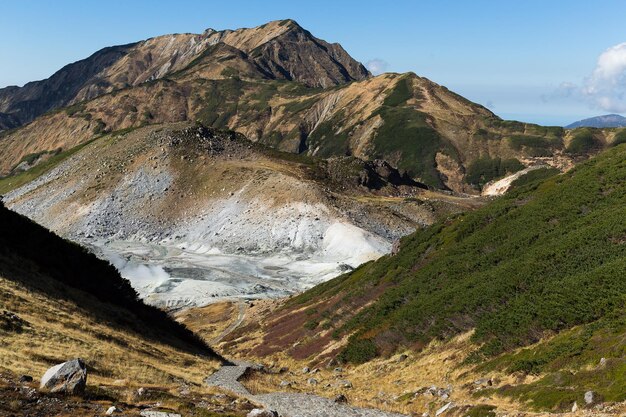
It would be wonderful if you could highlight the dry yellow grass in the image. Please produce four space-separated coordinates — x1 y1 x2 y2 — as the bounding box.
0 276 220 389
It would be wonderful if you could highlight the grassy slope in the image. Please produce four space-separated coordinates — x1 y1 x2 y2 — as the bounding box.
282 143 626 396
0 201 223 387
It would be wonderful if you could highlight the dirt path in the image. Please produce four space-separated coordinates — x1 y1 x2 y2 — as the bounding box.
211 301 247 344
205 363 407 417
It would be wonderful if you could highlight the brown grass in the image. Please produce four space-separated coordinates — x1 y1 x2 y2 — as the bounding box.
0 275 220 389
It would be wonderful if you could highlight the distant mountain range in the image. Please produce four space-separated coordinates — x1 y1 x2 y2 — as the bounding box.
566 114 626 128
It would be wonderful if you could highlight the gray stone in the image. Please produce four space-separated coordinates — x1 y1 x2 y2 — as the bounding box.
435 402 453 416
584 391 595 404
247 409 278 417
571 402 578 412
307 378 318 385
105 406 118 415
473 378 492 387
302 367 310 374
279 380 291 387
139 412 181 417
19 375 33 383
397 354 408 362
337 379 353 388
40 358 87 395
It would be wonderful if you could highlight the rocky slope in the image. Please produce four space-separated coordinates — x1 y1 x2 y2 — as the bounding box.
0 19 368 130
3 123 467 308
3 20 619 192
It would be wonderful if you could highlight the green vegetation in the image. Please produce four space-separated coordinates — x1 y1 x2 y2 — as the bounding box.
289 143 626 372
338 338 378 364
611 129 626 146
508 135 561 157
508 167 559 190
306 119 350 157
372 106 450 187
383 77 413 106
465 405 496 417
465 157 524 189
0 139 98 194
566 128 600 154
12 149 61 170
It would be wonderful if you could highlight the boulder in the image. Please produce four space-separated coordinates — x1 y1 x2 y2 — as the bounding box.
571 402 578 412
397 354 409 362
247 409 278 417
307 377 318 385
302 366 310 374
40 358 87 394
584 391 595 404
105 406 118 415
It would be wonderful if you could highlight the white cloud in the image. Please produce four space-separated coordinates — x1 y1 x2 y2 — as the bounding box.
365 58 389 75
550 42 626 113
582 42 626 112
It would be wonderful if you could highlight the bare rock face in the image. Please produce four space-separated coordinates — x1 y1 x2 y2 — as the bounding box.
40 358 87 394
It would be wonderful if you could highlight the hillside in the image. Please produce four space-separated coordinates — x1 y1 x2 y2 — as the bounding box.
222 142 626 411
0 200 250 414
2 123 468 308
0 19 368 131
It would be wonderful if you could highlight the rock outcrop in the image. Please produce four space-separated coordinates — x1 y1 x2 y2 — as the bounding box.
40 358 87 394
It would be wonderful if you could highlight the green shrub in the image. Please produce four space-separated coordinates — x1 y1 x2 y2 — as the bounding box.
466 157 524 188
340 338 378 363
383 77 413 106
566 128 599 154
292 143 626 366
611 129 626 147
509 167 559 190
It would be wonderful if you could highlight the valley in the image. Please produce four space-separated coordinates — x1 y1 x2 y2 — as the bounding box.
0 14 625 417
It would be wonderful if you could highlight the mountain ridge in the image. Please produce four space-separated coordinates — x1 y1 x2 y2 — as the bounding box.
0 19 369 130
566 114 626 128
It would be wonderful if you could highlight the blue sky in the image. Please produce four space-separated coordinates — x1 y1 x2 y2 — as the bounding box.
1 0 625 125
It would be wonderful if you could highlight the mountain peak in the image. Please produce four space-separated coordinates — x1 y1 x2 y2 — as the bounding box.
566 114 626 129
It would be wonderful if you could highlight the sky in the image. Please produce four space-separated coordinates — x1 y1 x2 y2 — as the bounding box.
1 0 625 126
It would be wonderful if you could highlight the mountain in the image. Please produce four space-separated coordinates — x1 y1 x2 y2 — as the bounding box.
0 200 226 397
566 114 626 128
227 142 626 412
3 20 618 193
2 123 470 308
0 19 369 131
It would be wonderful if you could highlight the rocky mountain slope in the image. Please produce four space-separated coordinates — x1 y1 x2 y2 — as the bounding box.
566 114 626 128
0 19 368 130
3 123 468 308
221 142 626 412
2 20 619 192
